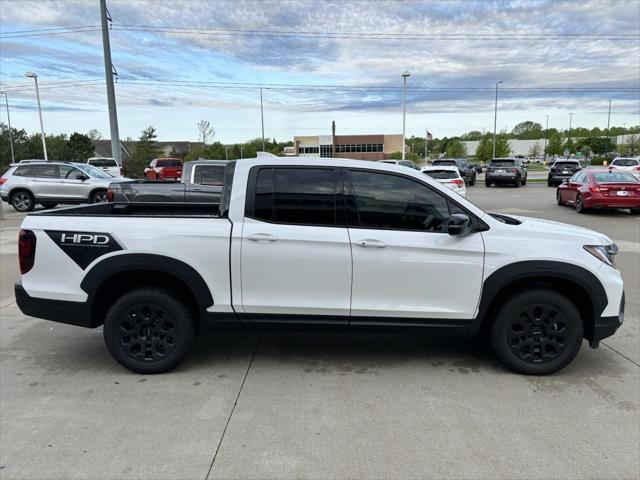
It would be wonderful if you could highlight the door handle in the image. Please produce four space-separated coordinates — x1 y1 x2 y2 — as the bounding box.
356 239 387 248
247 233 278 242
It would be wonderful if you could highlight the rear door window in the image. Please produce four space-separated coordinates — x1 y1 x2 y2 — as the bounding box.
31 164 58 178
249 167 339 226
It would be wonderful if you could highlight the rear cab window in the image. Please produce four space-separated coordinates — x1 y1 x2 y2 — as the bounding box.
157 160 182 167
88 158 118 167
193 165 225 186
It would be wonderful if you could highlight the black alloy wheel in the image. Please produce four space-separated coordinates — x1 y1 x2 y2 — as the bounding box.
103 288 197 374
491 289 583 375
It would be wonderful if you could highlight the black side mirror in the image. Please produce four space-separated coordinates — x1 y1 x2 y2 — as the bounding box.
76 174 89 181
446 213 471 236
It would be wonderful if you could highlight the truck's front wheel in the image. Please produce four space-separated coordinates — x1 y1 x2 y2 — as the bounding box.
490 289 583 375
103 287 197 374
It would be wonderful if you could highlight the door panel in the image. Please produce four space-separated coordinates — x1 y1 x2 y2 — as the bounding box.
346 169 484 320
57 166 90 200
30 164 59 199
240 218 352 316
239 167 351 320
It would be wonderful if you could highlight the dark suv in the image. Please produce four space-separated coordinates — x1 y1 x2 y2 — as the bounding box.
548 160 582 187
431 159 476 185
485 158 528 187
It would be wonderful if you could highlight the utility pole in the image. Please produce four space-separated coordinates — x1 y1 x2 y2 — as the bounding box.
24 72 47 161
100 0 122 167
543 114 548 164
2 92 15 163
606 100 612 152
240 146 244 159
424 129 428 162
401 71 411 161
260 88 265 151
225 146 230 161
492 81 503 159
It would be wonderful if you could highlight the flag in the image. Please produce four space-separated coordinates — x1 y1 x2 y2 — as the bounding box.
426 131 433 140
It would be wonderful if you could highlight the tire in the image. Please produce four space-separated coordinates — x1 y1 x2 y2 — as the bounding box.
10 190 35 212
631 209 640 215
513 179 520 188
556 189 564 206
485 181 491 187
103 287 198 374
470 174 476 186
90 190 108 204
547 181 553 187
490 289 583 375
575 194 587 214
521 176 527 186
40 202 58 209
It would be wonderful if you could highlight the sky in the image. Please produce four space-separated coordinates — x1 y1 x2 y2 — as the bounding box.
0 0 639 143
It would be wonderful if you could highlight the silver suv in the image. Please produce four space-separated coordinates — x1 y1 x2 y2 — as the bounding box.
1 161 127 212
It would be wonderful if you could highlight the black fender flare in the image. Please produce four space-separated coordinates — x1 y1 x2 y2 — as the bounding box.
469 260 607 335
81 253 214 314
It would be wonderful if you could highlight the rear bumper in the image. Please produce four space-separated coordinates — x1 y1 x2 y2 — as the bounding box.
589 291 625 347
486 175 518 183
583 194 640 209
15 281 94 328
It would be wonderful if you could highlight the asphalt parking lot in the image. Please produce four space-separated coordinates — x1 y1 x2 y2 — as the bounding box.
1 185 638 480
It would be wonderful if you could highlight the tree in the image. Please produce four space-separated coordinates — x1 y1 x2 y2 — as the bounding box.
546 132 563 156
528 143 542 159
87 129 102 140
580 145 592 161
445 139 467 158
621 134 639 156
460 130 482 141
66 132 95 161
197 120 215 147
511 121 543 139
475 134 510 163
129 126 162 178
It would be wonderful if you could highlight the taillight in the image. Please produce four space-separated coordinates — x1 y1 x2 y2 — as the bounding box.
511 168 518 173
18 229 36 274
451 179 465 187
106 188 114 202
590 186 609 194
0 178 7 185
119 167 124 176
634 166 640 171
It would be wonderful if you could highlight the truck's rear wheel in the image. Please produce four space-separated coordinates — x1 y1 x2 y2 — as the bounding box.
490 289 583 375
103 287 197 374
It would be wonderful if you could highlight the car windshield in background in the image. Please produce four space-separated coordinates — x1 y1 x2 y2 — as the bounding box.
76 164 113 178
433 161 456 166
490 160 515 167
592 172 639 183
88 159 117 167
423 170 458 180
157 160 182 167
613 159 639 166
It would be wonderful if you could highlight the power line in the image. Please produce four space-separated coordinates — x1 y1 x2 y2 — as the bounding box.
0 26 101 38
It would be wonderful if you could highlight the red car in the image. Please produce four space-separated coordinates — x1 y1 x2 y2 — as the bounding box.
557 169 640 214
144 158 183 181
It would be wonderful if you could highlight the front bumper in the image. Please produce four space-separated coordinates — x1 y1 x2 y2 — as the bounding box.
15 281 94 328
589 291 624 348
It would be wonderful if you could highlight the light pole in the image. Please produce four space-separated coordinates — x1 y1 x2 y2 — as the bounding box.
401 71 411 161
260 88 265 152
543 114 549 164
225 146 230 161
492 81 503 159
568 113 573 141
240 146 244 159
25 71 48 161
606 99 612 152
1 92 15 163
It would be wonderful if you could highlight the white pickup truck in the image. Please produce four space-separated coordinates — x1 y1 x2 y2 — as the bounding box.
15 157 625 374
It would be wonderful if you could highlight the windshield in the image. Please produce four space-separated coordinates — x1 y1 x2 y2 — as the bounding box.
423 170 458 180
433 160 456 166
490 160 515 167
75 163 114 178
592 172 638 183
612 159 639 167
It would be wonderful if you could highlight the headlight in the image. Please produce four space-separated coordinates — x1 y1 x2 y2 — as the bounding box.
583 244 618 267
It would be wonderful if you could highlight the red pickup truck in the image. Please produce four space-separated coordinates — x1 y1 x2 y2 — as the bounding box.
143 158 183 180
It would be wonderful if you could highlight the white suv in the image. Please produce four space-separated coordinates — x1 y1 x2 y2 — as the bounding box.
87 157 123 177
1 161 127 211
